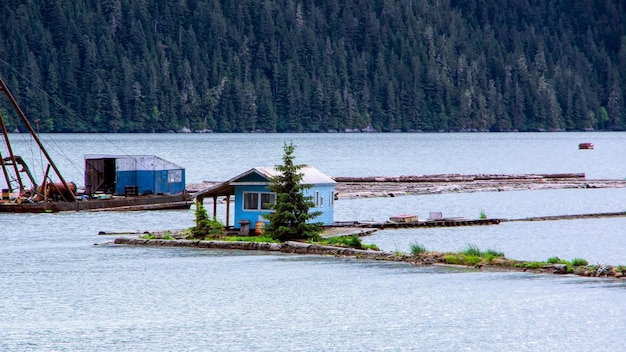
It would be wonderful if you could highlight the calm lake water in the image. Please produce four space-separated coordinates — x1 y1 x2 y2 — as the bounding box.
1 132 626 351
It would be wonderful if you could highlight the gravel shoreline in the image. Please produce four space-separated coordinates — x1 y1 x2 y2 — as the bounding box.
110 237 626 280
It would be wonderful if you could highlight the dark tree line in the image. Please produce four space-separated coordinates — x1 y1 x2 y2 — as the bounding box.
0 0 624 132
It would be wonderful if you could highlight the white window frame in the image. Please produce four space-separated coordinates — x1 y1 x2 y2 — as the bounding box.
329 190 334 206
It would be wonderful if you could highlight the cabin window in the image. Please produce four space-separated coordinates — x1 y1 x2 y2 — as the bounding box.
329 191 334 206
315 191 320 207
244 192 259 210
243 191 275 210
260 193 276 210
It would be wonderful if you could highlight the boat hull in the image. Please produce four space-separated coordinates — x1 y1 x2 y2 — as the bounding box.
0 194 192 213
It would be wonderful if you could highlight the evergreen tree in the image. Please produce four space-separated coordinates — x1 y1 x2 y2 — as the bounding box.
190 201 225 239
263 142 323 242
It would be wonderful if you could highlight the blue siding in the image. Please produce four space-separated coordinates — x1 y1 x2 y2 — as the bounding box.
233 183 335 229
234 185 272 229
115 169 185 195
303 184 335 226
154 169 186 194
115 170 137 194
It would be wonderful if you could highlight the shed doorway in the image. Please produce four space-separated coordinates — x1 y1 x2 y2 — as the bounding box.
85 158 116 195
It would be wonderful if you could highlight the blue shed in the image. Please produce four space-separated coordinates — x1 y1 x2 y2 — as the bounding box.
84 155 185 196
195 166 336 229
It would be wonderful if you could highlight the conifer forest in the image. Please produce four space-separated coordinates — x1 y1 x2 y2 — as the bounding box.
0 0 624 132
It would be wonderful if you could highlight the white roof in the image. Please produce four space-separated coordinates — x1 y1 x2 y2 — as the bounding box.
193 165 335 199
248 166 336 185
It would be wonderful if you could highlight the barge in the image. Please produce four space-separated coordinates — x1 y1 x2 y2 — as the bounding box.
0 74 192 213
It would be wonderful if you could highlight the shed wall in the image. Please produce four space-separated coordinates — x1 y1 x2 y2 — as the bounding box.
116 168 185 195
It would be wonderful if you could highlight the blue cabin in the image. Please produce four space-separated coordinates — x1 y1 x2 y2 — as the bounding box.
195 166 336 229
84 154 185 196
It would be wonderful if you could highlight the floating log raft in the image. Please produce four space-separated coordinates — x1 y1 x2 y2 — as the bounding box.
330 173 626 199
332 173 586 183
188 173 626 201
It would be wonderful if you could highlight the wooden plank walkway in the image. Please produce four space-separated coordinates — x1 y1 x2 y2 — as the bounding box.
333 218 501 230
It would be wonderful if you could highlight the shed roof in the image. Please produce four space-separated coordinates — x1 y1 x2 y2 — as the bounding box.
194 166 335 199
84 154 184 170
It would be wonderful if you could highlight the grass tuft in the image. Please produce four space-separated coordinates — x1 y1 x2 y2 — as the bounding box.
546 256 569 265
523 261 545 269
410 242 428 256
139 233 155 240
445 255 460 264
462 243 482 257
462 255 483 266
484 248 504 257
319 235 379 250
570 258 588 266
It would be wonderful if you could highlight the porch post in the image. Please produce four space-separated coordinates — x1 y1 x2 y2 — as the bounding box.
212 196 217 218
225 195 230 227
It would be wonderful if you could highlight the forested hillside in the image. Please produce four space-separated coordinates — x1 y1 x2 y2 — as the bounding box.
0 0 624 132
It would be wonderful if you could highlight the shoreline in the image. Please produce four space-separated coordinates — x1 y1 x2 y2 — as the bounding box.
110 237 625 280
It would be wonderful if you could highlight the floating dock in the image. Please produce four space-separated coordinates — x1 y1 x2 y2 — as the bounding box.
334 218 501 229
